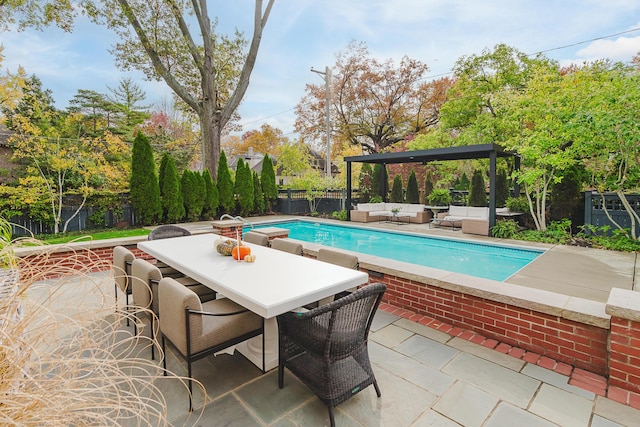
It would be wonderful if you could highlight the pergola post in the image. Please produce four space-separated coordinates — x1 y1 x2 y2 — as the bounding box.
346 161 352 220
488 151 497 234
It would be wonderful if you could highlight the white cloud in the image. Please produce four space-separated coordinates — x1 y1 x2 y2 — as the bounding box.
576 36 640 62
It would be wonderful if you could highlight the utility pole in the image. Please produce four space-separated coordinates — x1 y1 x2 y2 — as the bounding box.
311 66 331 178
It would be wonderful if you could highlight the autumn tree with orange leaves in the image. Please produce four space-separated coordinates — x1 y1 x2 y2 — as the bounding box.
295 41 453 155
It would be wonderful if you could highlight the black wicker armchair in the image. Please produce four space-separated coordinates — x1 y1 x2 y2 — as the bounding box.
148 224 192 240
277 282 386 427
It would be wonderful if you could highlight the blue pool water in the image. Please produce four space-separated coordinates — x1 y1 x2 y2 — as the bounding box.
252 220 543 281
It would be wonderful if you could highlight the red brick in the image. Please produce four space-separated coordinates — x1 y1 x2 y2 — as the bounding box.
629 391 640 410
537 356 556 370
495 343 511 354
482 339 499 349
508 347 526 359
607 386 629 405
572 368 607 388
523 352 540 364
569 378 606 396
554 362 573 376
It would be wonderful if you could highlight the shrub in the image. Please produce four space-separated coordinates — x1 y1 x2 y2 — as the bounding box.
428 189 451 206
406 170 420 203
161 155 185 223
234 158 254 216
496 167 509 207
358 163 373 203
491 219 519 239
372 164 388 199
390 174 404 203
370 195 383 203
129 132 161 225
332 210 348 221
217 151 235 214
468 169 487 207
252 171 265 214
424 170 434 202
202 169 218 219
260 154 277 212
181 170 204 221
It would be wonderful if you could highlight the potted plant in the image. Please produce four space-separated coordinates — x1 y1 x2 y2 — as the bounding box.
427 189 451 207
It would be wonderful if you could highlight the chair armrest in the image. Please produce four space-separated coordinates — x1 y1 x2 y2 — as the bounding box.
188 308 250 317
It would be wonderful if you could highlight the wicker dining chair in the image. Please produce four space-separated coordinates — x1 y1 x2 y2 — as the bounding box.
148 224 192 240
243 231 269 246
314 247 360 306
277 282 386 427
159 277 264 411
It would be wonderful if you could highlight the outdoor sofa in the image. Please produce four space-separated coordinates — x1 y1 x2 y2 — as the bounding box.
435 205 509 235
350 203 431 224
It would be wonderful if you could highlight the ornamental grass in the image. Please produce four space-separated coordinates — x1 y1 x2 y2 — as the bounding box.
0 239 205 426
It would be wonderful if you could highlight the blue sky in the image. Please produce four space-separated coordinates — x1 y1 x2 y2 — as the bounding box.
2 0 640 138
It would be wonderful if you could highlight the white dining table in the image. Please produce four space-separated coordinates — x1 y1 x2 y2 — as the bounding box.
138 233 369 370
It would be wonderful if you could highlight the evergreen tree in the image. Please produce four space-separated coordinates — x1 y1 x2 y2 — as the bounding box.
235 158 254 216
161 155 185 223
390 174 404 203
253 171 265 214
495 167 510 208
406 170 420 203
217 151 235 214
372 164 388 200
158 153 170 199
130 132 161 224
469 169 487 207
358 163 373 203
182 170 204 221
459 172 470 191
202 169 219 219
261 154 277 212
424 170 434 202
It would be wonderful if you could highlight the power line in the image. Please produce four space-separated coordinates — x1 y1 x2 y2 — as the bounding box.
527 27 640 56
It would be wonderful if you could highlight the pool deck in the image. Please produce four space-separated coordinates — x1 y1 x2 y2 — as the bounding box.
173 216 638 304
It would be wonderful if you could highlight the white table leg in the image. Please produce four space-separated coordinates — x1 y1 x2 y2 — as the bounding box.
236 317 278 371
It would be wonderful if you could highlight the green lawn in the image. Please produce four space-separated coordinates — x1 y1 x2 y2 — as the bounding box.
34 228 150 245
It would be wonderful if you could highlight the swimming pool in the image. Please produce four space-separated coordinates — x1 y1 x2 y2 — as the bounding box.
252 220 543 281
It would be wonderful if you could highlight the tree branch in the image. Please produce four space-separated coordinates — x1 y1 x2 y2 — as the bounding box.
116 0 200 112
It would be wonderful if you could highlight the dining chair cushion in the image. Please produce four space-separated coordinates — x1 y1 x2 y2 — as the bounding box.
243 231 269 246
113 246 135 293
270 238 303 256
317 248 358 270
131 258 161 311
159 279 262 356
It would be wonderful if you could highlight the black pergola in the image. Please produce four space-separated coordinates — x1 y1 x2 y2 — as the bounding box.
344 143 520 233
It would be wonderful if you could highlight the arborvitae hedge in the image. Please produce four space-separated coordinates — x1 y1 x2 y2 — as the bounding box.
161 155 185 223
424 170 434 202
202 169 219 219
252 171 265 214
217 151 235 214
495 167 509 208
130 132 162 224
469 169 487 207
235 158 254 216
158 153 169 199
406 170 420 203
260 154 277 212
358 163 373 203
182 170 205 221
390 174 404 203
372 164 388 199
